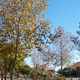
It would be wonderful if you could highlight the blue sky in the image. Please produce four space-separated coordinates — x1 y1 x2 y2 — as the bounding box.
25 0 80 70
46 0 80 34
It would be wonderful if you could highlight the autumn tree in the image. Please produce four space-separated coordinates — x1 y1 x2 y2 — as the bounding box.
0 37 34 80
0 0 52 80
71 23 80 51
32 46 56 74
49 26 75 76
38 47 56 67
32 51 42 67
32 26 75 77
0 36 16 80
0 37 10 80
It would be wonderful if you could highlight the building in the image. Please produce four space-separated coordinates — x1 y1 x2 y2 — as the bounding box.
44 67 55 73
69 62 80 77
40 64 55 73
32 65 55 73
75 62 80 76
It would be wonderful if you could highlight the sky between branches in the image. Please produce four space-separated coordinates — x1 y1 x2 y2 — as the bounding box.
24 0 80 71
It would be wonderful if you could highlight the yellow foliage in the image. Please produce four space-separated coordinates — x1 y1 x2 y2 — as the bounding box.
31 53 34 56
15 22 18 24
2 34 5 36
29 41 31 44
28 50 31 53
28 22 31 27
48 30 51 33
4 0 8 2
45 6 47 8
27 2 30 6
51 25 53 28
0 0 52 70
42 47 44 49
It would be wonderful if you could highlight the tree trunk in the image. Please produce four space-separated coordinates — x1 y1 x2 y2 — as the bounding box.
4 61 7 80
41 72 42 80
61 40 63 77
1 70 3 80
10 53 17 80
10 19 19 80
61 55 63 77
4 70 7 80
10 33 18 80
41 66 43 80
11 17 20 80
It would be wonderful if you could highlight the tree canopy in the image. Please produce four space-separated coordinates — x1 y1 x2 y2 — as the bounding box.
0 0 52 79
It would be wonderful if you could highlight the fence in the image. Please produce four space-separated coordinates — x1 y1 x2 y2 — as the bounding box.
66 78 80 80
1 76 80 80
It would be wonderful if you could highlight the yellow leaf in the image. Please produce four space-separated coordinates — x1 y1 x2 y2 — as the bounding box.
27 2 30 6
45 6 47 8
29 41 31 44
28 22 31 27
48 30 51 33
37 13 40 16
2 34 5 36
15 22 18 24
51 25 53 28
42 47 44 49
31 53 34 56
24 5 27 7
29 50 31 53
4 0 7 2
42 15 45 18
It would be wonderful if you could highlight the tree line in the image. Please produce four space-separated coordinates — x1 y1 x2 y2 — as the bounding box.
0 0 80 80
